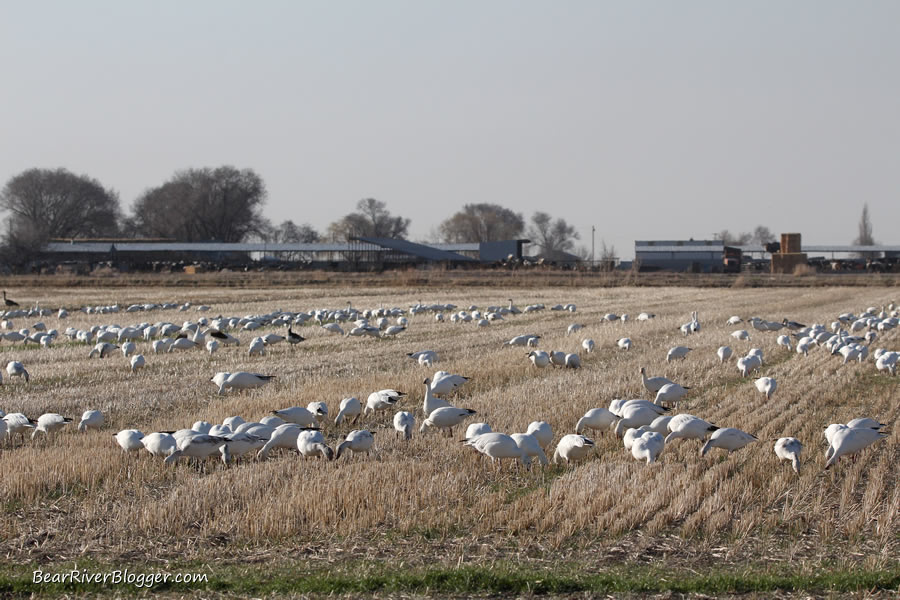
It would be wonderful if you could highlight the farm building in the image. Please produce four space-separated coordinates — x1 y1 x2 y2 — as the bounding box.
634 240 739 273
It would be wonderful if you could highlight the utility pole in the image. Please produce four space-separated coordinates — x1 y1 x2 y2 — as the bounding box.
591 226 595 269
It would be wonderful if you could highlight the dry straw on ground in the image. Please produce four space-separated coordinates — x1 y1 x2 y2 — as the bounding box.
0 284 897 569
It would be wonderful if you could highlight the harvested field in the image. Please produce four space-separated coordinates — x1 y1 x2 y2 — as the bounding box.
0 284 898 597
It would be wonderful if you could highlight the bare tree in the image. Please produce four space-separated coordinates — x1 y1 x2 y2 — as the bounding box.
127 166 267 242
327 198 410 241
751 226 775 245
438 203 524 243
527 212 580 259
716 230 752 246
0 168 122 252
854 203 876 259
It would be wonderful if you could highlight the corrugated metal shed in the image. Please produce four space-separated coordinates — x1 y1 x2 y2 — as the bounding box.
352 237 477 262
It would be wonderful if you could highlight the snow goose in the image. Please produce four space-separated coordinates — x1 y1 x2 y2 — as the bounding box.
3 413 36 445
525 421 553 449
248 337 266 356
365 389 406 416
846 417 885 430
754 377 777 399
6 361 29 383
78 410 104 432
552 434 595 464
192 421 213 433
208 329 240 346
393 411 415 440
566 323 585 336
637 312 655 321
465 432 528 468
222 416 246 430
210 372 275 395
408 350 437 364
222 432 268 462
726 316 743 325
465 422 492 439
263 333 285 346
141 432 177 457
130 354 146 373
700 427 757 456
664 414 717 444
647 415 673 435
575 408 617 435
336 429 375 458
824 427 887 469
748 348 764 364
666 346 692 362
169 337 198 352
430 371 469 396
654 383 689 408
731 330 750 341
114 429 145 452
776 335 793 351
736 355 761 377
257 424 302 459
623 426 652 451
582 339 595 353
505 334 540 347
164 434 229 465
259 415 286 427
509 433 548 466
527 350 551 368
334 397 362 425
89 342 118 358
717 346 733 363
307 402 328 422
32 413 73 440
614 403 669 436
206 340 220 355
297 429 334 459
422 378 452 417
564 353 581 369
617 337 632 351
121 341 136 358
774 437 803 473
419 407 476 436
272 406 318 427
631 431 665 464
639 367 674 395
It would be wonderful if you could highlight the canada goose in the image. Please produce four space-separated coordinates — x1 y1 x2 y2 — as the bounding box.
774 437 802 473
393 411 415 440
552 434 595 464
286 326 305 346
336 429 375 458
3 291 19 307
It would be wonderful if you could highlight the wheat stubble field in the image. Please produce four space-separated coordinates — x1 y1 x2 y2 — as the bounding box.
0 282 898 597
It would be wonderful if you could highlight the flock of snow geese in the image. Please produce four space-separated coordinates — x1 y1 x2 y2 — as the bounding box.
0 292 894 476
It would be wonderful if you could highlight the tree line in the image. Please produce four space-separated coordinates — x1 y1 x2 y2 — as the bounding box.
0 166 585 265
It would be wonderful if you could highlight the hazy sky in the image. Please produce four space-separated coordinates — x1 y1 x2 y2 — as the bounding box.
3 1 898 258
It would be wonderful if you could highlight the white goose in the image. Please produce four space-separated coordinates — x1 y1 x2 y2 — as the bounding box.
716 346 733 363
141 432 177 457
365 389 406 416
130 354 146 373
419 407 476 436
639 367 674 395
257 424 302 459
700 427 757 456
824 427 887 469
297 429 334 459
465 422 493 439
774 437 803 473
525 421 553 449
271 406 318 427
422 378 452 417
5 361 29 382
754 377 777 399
617 337 632 351
527 350 551 368
614 403 669 436
654 383 689 407
210 372 275 395
164 434 229 465
114 429 145 452
3 413 36 445
393 411 415 440
666 346 692 362
32 413 73 439
78 410 104 432
631 431 665 464
581 339 595 353
664 414 718 444
552 434 595 464
334 397 362 425
307 402 328 421
336 429 375 459
430 371 470 396
468 432 532 467
575 408 617 435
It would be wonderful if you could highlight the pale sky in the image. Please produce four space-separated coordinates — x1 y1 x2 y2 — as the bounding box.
2 1 898 258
